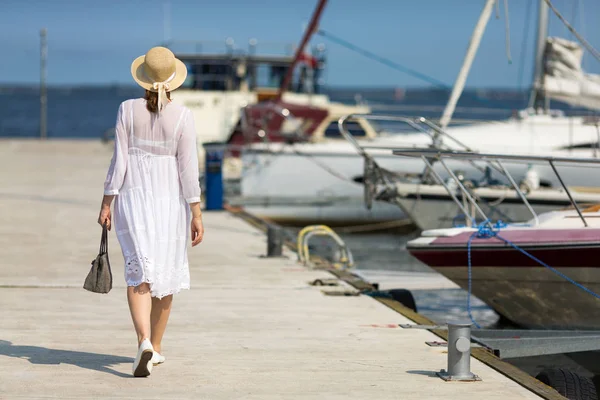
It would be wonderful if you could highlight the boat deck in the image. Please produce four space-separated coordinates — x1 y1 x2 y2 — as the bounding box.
0 140 557 399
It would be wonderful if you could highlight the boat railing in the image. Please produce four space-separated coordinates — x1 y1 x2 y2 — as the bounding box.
363 103 600 119
336 113 492 212
391 148 600 228
336 113 600 228
338 114 474 156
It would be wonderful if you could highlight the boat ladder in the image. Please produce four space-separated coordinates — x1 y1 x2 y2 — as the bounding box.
297 225 354 270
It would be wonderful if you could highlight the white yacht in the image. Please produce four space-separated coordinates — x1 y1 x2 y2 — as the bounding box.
238 1 600 227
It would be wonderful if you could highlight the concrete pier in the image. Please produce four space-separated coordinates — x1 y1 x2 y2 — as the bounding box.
0 140 556 399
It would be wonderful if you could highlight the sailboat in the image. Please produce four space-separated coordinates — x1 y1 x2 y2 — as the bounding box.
238 0 600 227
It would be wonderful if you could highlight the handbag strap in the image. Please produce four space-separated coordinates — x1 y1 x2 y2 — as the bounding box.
100 223 109 254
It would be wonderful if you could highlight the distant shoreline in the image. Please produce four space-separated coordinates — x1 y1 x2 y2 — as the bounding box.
0 83 529 92
0 83 529 96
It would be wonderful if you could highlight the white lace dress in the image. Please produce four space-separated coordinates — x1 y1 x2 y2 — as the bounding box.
103 98 200 298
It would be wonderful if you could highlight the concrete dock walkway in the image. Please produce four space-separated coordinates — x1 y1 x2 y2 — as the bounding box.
0 140 552 399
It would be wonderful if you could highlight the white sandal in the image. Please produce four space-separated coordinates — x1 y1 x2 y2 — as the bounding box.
132 339 154 377
152 352 166 365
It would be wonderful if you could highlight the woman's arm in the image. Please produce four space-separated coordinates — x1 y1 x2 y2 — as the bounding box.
103 102 129 196
98 102 128 229
189 202 202 219
98 194 115 230
189 202 204 246
176 110 201 204
177 110 204 246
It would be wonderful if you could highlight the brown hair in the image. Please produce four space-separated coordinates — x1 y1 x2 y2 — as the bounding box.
144 90 172 113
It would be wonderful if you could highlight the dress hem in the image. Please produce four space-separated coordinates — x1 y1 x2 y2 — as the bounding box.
126 280 190 299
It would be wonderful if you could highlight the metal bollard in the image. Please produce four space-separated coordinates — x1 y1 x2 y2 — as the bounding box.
266 225 283 257
437 322 481 381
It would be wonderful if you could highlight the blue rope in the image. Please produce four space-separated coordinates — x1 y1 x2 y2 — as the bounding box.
466 220 600 328
466 234 481 328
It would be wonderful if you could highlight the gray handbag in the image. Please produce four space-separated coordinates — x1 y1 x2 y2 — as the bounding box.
83 223 113 294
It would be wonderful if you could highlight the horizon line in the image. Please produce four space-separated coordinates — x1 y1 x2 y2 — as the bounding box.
0 83 532 92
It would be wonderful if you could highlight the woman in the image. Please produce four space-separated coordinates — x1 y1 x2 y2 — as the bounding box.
97 46 204 378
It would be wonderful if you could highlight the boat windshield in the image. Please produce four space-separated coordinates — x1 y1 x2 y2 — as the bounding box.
324 121 367 138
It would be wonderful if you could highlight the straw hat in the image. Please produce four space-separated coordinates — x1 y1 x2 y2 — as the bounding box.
130 46 187 111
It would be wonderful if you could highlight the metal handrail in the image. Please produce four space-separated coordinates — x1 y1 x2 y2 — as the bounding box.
391 148 600 165
335 113 600 227
417 156 478 227
336 114 497 211
337 114 476 154
496 160 539 226
391 148 600 227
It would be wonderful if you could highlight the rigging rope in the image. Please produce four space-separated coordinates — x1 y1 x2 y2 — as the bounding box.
316 29 449 89
543 0 600 63
569 0 579 41
292 148 353 182
577 0 588 70
503 0 512 64
517 0 533 89
494 0 514 65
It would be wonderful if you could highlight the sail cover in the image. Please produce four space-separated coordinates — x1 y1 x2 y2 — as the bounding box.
542 37 600 110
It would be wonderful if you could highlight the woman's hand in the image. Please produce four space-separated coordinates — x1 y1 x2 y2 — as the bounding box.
98 204 112 230
191 216 204 246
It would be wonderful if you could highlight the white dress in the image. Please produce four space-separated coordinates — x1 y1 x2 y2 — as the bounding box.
103 98 200 298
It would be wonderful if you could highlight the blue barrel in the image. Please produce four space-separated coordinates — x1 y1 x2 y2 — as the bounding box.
203 143 224 210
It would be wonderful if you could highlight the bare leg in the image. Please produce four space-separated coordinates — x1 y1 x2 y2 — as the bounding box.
127 283 152 345
150 295 173 353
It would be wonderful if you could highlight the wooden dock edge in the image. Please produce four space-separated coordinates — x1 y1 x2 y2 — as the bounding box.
224 205 565 400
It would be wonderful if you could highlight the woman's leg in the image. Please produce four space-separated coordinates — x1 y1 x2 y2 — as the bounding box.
127 283 152 345
150 295 173 353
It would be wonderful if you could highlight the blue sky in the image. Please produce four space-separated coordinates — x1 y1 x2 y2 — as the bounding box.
1 0 598 88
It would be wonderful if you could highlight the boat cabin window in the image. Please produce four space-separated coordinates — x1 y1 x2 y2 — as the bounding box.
254 63 287 90
173 42 326 94
324 121 367 138
180 62 238 91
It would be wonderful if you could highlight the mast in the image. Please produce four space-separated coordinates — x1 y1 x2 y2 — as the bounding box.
275 0 328 101
439 0 496 130
528 0 549 111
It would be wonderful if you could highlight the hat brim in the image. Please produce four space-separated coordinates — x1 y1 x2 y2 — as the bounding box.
130 55 188 92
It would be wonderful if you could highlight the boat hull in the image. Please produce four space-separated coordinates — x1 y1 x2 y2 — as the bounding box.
409 237 600 330
427 264 600 330
240 146 417 225
396 194 557 230
237 198 407 227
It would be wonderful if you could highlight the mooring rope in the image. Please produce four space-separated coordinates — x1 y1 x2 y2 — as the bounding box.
466 220 600 328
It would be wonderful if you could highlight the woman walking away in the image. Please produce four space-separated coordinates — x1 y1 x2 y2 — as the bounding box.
97 46 204 377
